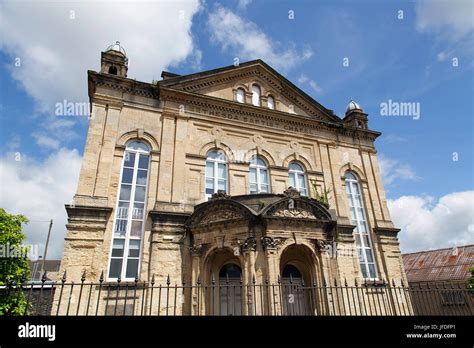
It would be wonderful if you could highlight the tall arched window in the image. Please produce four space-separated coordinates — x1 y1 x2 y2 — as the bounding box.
249 155 270 193
236 88 245 103
344 172 377 279
109 141 150 280
288 162 307 196
205 150 227 199
267 95 275 110
251 84 261 106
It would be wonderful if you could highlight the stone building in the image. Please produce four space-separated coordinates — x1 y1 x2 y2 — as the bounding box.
57 43 410 315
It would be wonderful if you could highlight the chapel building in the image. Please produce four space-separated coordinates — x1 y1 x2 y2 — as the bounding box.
58 43 409 315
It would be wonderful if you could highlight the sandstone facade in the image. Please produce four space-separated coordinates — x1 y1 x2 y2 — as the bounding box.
56 45 411 315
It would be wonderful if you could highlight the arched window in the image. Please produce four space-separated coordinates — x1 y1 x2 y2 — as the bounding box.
236 88 245 103
267 95 275 110
205 150 227 199
108 66 118 75
344 172 377 279
109 141 150 280
288 162 307 196
251 84 261 106
249 155 270 193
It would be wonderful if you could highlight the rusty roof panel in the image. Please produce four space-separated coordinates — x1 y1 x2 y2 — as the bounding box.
402 245 474 283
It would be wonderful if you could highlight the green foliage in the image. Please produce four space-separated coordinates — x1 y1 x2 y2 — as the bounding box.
309 180 331 208
0 208 30 315
469 267 474 291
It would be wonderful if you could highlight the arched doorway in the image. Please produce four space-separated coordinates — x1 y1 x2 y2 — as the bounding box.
203 248 244 316
218 263 242 316
281 264 307 315
280 244 320 315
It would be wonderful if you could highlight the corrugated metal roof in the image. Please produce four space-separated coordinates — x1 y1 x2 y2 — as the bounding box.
402 245 474 283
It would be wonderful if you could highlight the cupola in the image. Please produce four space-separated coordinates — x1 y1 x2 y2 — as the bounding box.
343 99 368 129
100 41 128 78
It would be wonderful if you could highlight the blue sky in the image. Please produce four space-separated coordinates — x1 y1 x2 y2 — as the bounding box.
0 0 473 257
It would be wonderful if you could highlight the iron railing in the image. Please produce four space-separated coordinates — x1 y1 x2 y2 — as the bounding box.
3 272 473 316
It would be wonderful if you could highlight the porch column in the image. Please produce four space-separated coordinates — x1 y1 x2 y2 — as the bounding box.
190 244 203 315
241 236 256 315
262 236 281 316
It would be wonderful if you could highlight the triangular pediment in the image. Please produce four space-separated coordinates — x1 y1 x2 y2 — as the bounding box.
159 60 341 123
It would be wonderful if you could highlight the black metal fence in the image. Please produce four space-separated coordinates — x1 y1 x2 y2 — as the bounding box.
3 272 473 316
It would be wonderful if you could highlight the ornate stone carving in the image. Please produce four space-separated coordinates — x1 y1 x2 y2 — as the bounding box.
283 187 301 198
239 236 257 252
315 239 328 252
272 208 316 219
210 191 231 200
189 244 203 256
261 236 283 250
200 209 241 224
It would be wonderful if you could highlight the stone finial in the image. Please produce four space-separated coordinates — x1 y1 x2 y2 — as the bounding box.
210 191 231 200
283 187 301 198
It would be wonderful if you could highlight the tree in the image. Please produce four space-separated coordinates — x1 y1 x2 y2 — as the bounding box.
0 208 30 315
469 267 474 292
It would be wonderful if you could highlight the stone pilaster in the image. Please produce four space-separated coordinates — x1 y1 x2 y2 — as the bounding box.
148 211 189 284
60 204 112 282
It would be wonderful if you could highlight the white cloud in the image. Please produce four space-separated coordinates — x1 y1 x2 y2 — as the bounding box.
32 133 60 150
237 0 252 10
388 191 474 253
297 74 322 94
0 149 82 259
0 0 202 115
415 0 474 40
207 5 312 71
378 154 419 185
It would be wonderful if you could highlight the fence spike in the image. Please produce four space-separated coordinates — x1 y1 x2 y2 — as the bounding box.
99 270 104 283
277 275 281 284
151 274 155 286
81 270 86 283
166 274 170 286
62 271 67 283
322 278 327 287
400 278 405 287
354 278 358 287
117 276 121 284
182 277 186 286
135 276 139 284
391 278 396 287
211 273 215 285
334 278 337 287
290 274 293 284
265 276 269 285
344 278 348 287
41 271 47 283
252 274 256 284
197 275 201 286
